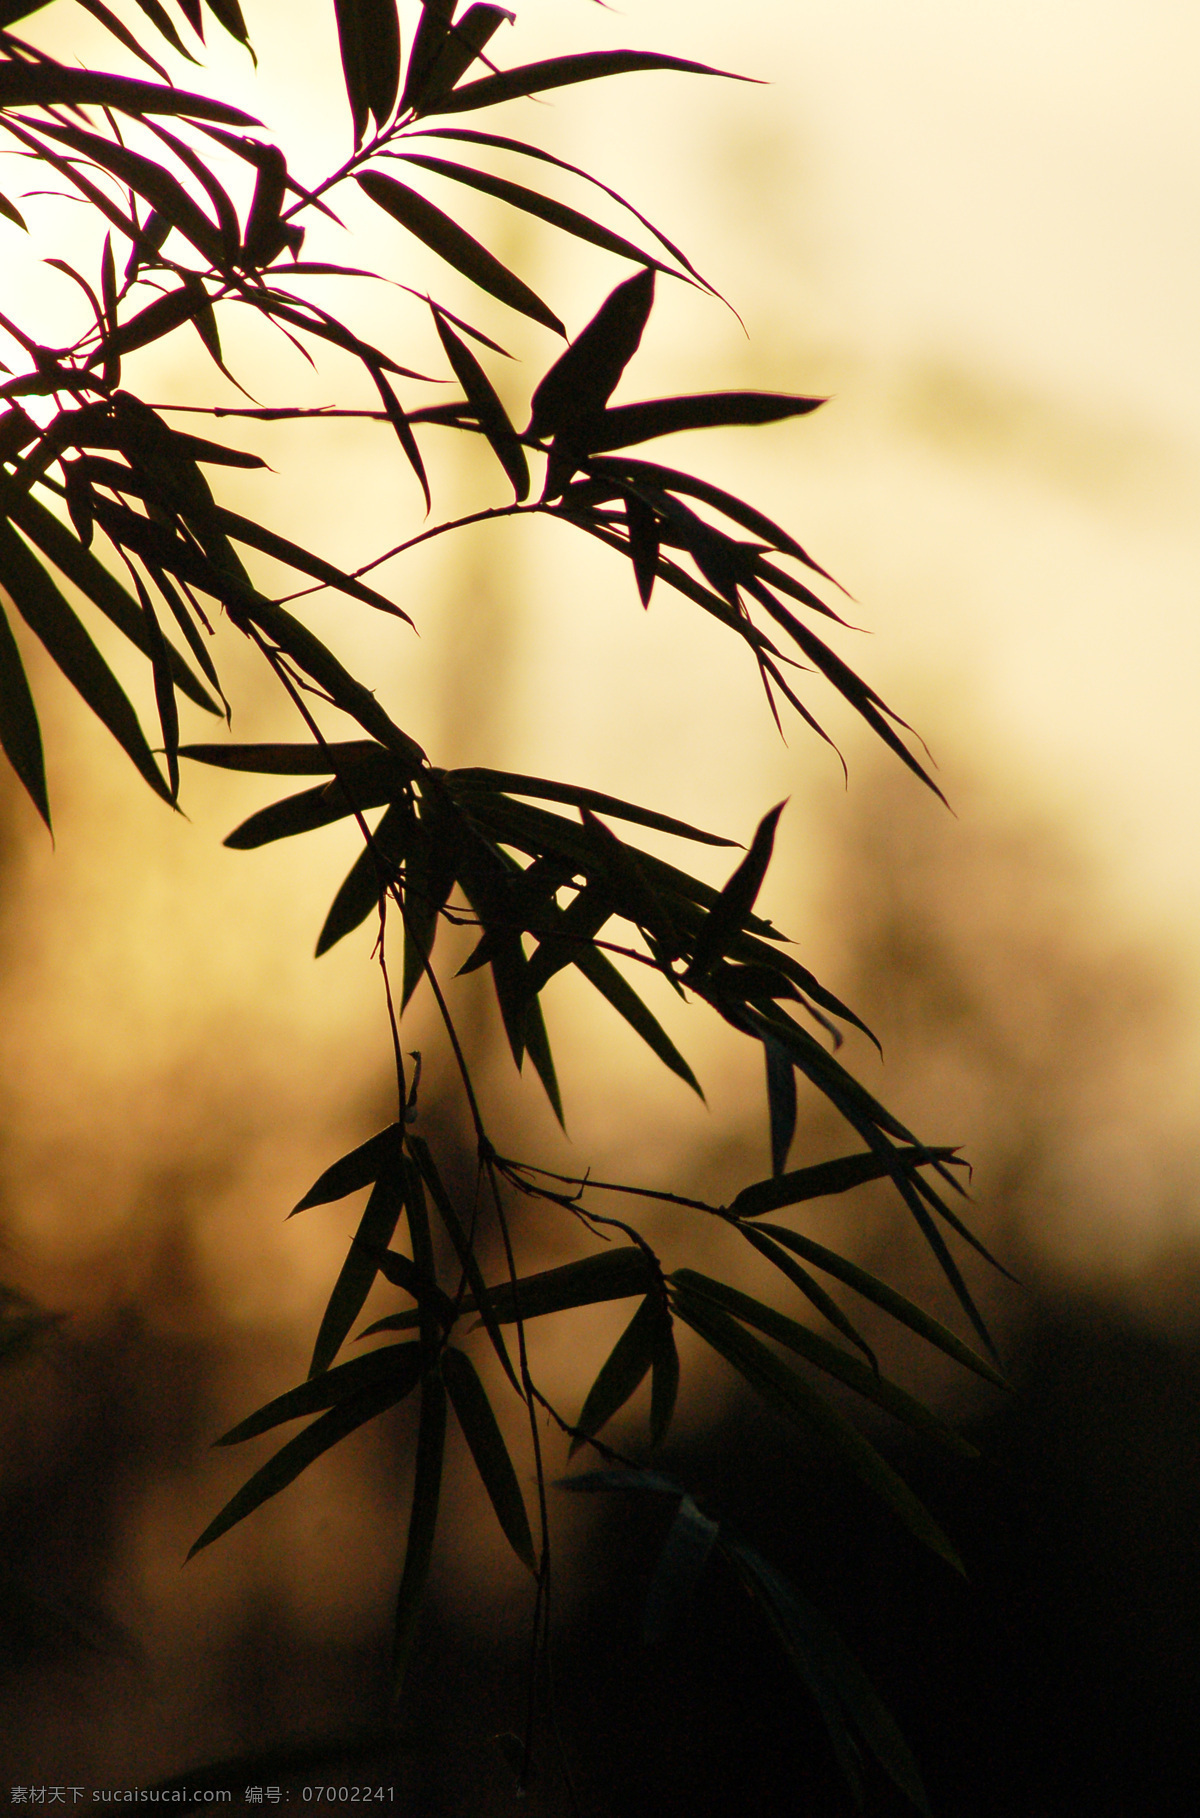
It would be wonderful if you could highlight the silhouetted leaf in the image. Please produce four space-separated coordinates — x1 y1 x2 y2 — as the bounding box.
725 1538 932 1815
406 4 512 115
0 596 48 826
128 0 199 62
333 0 401 141
592 454 841 587
736 1222 880 1374
29 120 225 265
523 990 564 1127
128 564 179 800
189 1379 410 1558
0 481 219 712
399 810 456 1007
183 739 385 775
751 1222 1006 1390
356 171 564 332
570 1292 661 1455
399 154 671 284
204 0 252 49
399 0 455 116
763 1037 797 1179
406 1134 518 1393
423 49 751 116
585 390 824 454
642 1493 719 1644
450 767 733 846
292 1123 402 1214
412 125 717 292
688 801 785 982
216 1342 422 1445
673 1269 973 1458
223 774 395 849
529 268 654 442
430 305 528 499
571 943 703 1098
670 1278 963 1571
0 516 170 803
650 1309 679 1447
625 491 659 606
392 1364 446 1690
316 800 412 955
442 1345 535 1571
465 1247 655 1326
202 502 413 621
71 0 171 77
309 1158 406 1376
0 62 258 122
730 1147 956 1221
0 187 27 231
364 360 430 513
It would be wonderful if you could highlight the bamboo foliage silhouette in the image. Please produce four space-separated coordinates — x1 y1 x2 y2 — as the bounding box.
0 2 1006 1805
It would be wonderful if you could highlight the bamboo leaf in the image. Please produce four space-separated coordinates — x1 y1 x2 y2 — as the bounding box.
407 4 512 114
0 596 48 826
203 502 413 621
356 171 564 333
412 125 717 294
0 482 219 713
399 0 455 117
465 1246 655 1326
422 49 753 116
216 1343 422 1445
399 154 670 284
724 1539 932 1816
406 1134 518 1394
291 1123 402 1214
585 391 824 454
764 1036 797 1179
749 1222 1007 1390
309 1159 407 1377
450 767 734 846
316 800 412 956
223 772 396 849
400 810 456 1007
523 989 564 1128
28 120 225 265
182 740 383 775
736 1222 880 1375
650 1309 679 1447
671 1269 973 1459
0 63 259 123
0 516 170 803
670 1280 963 1572
529 268 654 442
688 801 785 981
430 304 528 500
71 0 171 78
570 1293 660 1455
442 1345 535 1572
187 1373 413 1559
0 188 28 232
730 1146 957 1221
642 1493 719 1645
334 0 401 143
127 564 179 801
392 1365 446 1691
571 943 703 1098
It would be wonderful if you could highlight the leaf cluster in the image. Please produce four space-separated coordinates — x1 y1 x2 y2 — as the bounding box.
0 5 1009 1809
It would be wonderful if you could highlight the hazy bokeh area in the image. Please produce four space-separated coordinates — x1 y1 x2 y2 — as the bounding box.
2 0 1200 1808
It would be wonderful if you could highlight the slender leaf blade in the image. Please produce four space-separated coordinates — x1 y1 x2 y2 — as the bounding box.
357 171 564 333
442 1346 535 1571
0 596 48 826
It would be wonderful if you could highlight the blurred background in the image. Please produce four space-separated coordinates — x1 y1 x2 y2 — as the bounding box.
2 0 1200 1810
